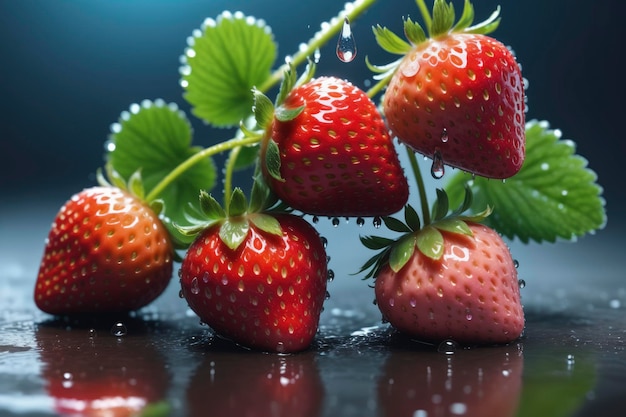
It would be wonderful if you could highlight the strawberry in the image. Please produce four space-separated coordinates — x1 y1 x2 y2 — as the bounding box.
178 186 328 353
378 341 523 417
374 0 525 179
257 73 409 217
34 183 174 315
360 190 524 345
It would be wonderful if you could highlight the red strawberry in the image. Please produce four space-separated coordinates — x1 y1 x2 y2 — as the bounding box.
360 195 524 345
378 342 523 417
179 188 328 353
34 186 174 315
376 0 525 179
258 75 409 217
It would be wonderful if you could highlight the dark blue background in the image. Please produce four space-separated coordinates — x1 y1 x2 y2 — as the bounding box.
1 0 623 226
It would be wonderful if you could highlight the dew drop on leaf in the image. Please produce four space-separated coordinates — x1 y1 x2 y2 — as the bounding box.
431 150 445 179
336 17 356 63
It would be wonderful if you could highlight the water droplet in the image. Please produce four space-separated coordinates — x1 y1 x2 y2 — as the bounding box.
321 236 328 248
88 328 97 338
325 291 331 300
409 298 417 308
441 128 449 143
332 217 340 227
437 339 458 355
313 48 321 64
178 289 185 298
177 268 183 278
465 308 473 321
513 259 520 268
190 276 200 294
431 150 445 179
518 279 526 289
356 217 365 227
62 372 73 388
327 269 335 281
312 216 319 224
567 354 575 365
373 216 382 228
336 17 356 63
111 322 127 337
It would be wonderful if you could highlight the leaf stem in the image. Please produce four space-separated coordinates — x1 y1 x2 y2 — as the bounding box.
415 0 433 33
223 146 243 210
406 148 430 225
257 0 379 93
146 134 262 202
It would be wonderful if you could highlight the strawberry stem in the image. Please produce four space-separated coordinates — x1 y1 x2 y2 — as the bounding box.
257 0 378 93
145 134 263 202
406 148 431 225
415 0 433 33
223 146 243 208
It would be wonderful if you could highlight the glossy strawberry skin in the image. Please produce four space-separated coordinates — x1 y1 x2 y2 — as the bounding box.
384 33 526 179
375 222 524 345
180 214 328 353
34 187 174 315
262 76 409 217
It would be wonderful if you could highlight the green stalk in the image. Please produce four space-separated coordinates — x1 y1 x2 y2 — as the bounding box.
257 0 379 93
415 0 433 32
145 134 262 202
406 148 430 224
223 146 243 211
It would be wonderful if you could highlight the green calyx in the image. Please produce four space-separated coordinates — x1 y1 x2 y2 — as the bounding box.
357 187 491 279
97 163 165 216
369 0 501 76
175 175 283 251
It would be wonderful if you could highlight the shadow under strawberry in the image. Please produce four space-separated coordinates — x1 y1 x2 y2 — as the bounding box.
36 319 171 417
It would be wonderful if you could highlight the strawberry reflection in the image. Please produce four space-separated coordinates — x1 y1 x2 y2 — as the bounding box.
187 339 324 417
377 337 523 417
35 318 170 417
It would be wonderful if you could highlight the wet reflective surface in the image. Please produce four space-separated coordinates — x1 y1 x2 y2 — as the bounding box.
1 196 625 416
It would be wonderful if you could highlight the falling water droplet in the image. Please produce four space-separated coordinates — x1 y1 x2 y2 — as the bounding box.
111 322 127 337
356 217 365 227
441 128 449 143
437 339 459 355
518 279 526 289
431 150 445 179
332 217 340 227
336 17 357 63
373 216 382 228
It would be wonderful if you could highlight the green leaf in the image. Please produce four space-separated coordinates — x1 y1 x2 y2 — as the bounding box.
445 120 607 243
253 90 275 129
404 204 421 231
360 235 396 250
431 188 450 221
372 25 412 55
430 0 456 37
403 17 427 46
389 234 417 272
452 0 475 31
434 218 473 237
274 104 305 123
199 190 225 219
107 100 217 246
182 11 276 127
416 226 444 260
264 138 284 181
249 213 282 236
128 170 145 199
219 218 250 250
382 216 412 233
228 188 248 217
